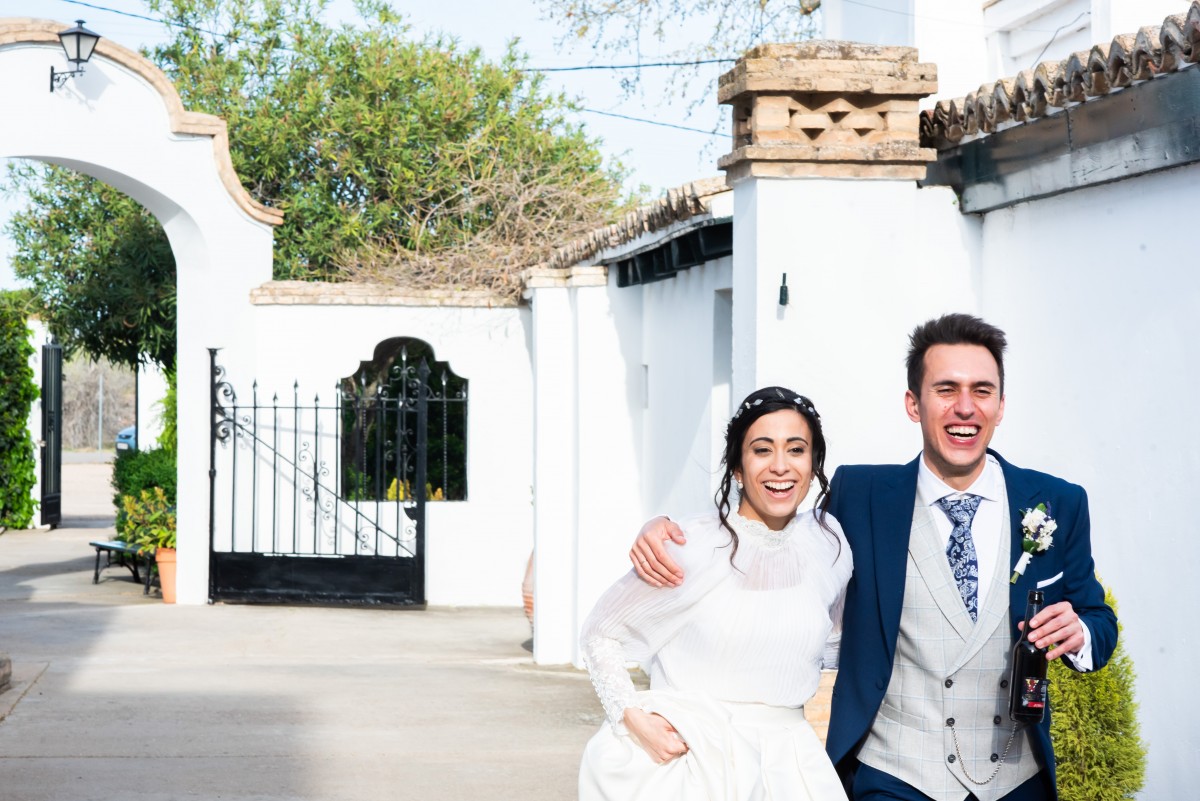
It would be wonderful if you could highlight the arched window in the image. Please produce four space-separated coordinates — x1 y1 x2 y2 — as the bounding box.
340 338 467 501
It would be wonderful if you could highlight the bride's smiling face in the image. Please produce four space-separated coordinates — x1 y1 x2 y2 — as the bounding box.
734 409 813 531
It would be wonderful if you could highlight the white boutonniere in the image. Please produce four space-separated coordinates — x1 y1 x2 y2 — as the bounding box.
1010 502 1056 583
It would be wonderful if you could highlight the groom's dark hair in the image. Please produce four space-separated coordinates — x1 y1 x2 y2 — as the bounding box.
906 313 1007 394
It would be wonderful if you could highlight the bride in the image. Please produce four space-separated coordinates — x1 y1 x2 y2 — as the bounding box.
578 386 853 800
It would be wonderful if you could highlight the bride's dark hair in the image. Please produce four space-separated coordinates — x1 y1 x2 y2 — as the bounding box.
714 386 836 564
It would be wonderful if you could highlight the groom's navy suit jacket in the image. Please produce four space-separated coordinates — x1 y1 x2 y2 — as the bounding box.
824 450 1118 797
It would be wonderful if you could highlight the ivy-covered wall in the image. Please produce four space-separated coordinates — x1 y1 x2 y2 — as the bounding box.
0 292 38 530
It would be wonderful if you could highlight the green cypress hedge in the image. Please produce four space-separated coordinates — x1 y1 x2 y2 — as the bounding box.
112 448 177 538
0 293 38 530
1051 586 1146 800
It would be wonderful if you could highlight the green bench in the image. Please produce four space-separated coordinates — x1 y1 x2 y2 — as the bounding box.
89 540 155 595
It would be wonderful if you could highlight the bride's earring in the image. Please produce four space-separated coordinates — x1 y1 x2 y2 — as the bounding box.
735 478 743 491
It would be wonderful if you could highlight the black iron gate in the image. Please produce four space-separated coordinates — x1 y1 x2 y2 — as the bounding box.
207 350 438 606
40 341 63 529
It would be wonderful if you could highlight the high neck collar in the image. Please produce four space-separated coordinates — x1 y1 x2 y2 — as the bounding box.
728 508 800 548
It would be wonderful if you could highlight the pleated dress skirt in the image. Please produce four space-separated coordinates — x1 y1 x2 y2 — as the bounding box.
578 690 848 801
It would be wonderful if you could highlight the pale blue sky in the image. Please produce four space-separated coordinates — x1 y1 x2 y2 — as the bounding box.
0 0 734 287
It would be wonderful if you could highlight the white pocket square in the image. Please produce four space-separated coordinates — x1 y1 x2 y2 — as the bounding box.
1036 571 1064 589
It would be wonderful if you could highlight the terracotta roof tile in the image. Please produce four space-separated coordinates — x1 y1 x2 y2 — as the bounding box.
537 177 729 272
922 1 1200 148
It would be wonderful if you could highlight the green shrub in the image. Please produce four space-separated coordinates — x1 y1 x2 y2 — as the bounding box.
157 367 177 458
112 448 176 537
120 487 176 553
0 292 38 530
1050 585 1146 800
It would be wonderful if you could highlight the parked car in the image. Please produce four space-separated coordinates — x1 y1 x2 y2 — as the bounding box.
115 425 137 452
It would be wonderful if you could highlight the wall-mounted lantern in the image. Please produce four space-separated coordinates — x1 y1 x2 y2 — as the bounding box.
50 20 101 93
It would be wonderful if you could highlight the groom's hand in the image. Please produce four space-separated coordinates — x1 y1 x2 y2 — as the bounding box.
629 517 687 587
1018 601 1085 660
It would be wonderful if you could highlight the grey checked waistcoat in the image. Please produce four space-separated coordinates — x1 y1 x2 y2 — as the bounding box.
857 485 1040 801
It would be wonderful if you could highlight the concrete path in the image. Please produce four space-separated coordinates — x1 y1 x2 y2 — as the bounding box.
0 462 602 800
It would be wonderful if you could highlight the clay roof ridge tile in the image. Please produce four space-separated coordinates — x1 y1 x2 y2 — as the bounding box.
989 78 1015 127
1160 11 1196 71
1107 34 1138 88
921 2 1200 149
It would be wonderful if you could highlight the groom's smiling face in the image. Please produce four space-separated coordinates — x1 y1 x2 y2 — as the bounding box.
906 343 1005 491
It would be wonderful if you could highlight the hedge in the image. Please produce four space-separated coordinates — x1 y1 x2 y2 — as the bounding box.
0 293 38 530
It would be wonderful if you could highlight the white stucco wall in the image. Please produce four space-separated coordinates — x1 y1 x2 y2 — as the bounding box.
731 176 980 473
0 29 276 605
572 251 738 649
572 275 648 660
971 161 1199 800
530 200 742 664
248 301 533 607
638 256 735 518
25 318 48 527
136 361 168 450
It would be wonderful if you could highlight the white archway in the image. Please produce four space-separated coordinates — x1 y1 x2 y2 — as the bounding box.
0 19 281 603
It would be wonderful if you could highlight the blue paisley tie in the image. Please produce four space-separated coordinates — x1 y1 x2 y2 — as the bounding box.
937 494 982 623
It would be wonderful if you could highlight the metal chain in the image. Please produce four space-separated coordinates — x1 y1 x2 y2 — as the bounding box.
949 722 1020 786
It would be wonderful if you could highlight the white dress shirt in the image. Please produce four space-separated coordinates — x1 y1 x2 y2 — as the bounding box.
916 453 1093 670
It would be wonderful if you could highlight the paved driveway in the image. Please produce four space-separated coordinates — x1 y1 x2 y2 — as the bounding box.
0 462 601 801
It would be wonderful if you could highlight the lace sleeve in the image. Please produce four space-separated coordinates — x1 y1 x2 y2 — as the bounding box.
581 636 638 733
578 514 731 734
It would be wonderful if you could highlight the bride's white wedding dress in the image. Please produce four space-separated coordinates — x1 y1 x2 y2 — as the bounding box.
578 509 853 801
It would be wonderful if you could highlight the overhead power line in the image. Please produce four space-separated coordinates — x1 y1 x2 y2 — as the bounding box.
62 0 200 29
578 108 727 137
526 58 734 72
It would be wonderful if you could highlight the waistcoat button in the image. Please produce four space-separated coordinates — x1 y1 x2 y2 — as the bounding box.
948 754 956 764
945 678 954 688
994 715 1003 725
1000 679 1009 688
946 717 955 726
991 753 1000 762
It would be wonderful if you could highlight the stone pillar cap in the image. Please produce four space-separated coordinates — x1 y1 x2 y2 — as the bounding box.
719 41 937 103
717 40 938 183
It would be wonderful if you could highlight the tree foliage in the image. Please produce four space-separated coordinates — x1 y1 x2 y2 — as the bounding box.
5 167 176 369
3 0 626 367
149 0 625 286
1049 585 1146 800
0 291 39 530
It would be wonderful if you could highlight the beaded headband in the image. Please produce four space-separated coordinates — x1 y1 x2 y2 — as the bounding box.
731 387 820 421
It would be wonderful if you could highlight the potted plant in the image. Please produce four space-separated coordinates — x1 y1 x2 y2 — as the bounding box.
121 487 178 603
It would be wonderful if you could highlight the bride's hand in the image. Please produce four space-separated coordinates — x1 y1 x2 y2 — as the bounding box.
623 707 689 763
629 517 687 587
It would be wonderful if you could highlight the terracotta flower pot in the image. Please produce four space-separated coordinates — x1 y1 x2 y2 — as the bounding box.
521 552 534 629
155 547 177 604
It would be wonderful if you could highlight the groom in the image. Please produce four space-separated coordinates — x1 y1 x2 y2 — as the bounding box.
629 313 1117 801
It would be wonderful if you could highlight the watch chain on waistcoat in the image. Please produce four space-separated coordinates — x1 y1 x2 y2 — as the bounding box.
949 721 1021 785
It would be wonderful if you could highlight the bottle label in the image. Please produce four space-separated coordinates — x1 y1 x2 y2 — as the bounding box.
1019 677 1049 709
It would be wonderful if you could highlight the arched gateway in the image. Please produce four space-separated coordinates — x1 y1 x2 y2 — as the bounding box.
0 19 281 603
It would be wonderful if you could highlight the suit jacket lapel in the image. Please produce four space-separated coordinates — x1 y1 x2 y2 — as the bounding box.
996 451 1045 632
874 457 920 661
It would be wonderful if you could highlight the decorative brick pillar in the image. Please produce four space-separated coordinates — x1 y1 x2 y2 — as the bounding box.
718 41 937 183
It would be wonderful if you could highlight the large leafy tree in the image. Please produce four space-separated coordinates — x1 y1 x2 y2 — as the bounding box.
5 169 176 368
4 0 625 368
